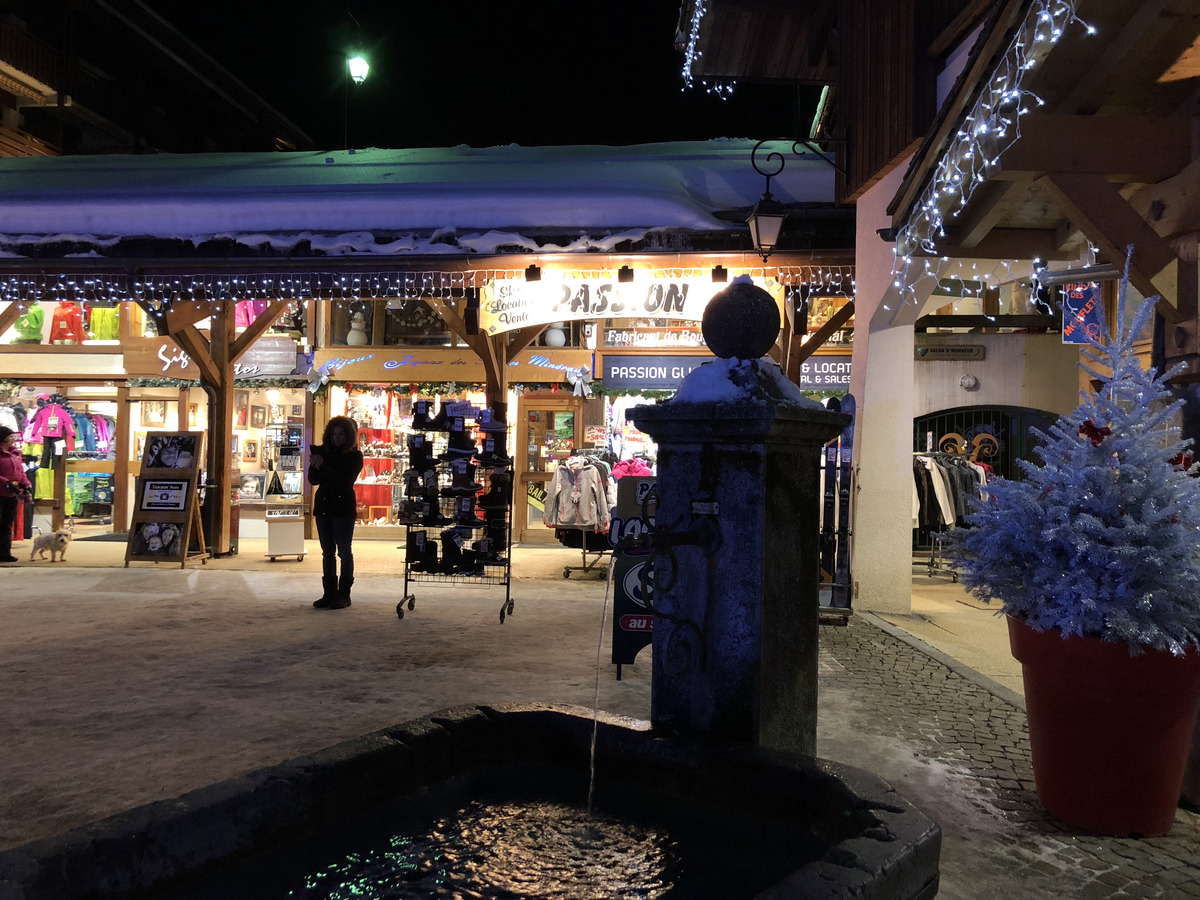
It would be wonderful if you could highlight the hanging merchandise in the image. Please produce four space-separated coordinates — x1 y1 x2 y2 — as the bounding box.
87 305 120 341
12 302 44 344
396 403 515 623
49 301 86 344
550 449 617 577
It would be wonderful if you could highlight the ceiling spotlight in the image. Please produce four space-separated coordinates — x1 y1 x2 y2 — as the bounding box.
618 265 635 284
525 264 541 282
712 265 728 283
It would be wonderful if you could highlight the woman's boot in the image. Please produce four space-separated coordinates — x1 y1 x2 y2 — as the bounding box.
329 575 353 609
313 575 338 608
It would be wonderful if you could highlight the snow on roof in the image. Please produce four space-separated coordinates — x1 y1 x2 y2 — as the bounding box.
0 140 834 256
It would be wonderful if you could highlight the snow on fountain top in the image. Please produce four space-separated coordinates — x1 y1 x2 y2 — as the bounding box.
668 275 822 409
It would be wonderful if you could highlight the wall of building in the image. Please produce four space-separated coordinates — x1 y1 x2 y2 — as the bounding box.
913 333 1081 419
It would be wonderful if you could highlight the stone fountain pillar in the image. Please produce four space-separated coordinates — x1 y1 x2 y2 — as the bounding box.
627 278 847 756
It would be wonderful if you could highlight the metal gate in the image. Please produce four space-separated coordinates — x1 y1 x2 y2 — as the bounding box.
912 405 1056 481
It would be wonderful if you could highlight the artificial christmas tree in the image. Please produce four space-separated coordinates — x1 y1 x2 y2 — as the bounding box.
946 250 1200 835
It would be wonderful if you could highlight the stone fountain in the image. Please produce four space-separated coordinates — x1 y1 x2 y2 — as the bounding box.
0 279 941 899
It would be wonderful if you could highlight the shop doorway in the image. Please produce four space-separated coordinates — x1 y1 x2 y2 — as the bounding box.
514 395 582 543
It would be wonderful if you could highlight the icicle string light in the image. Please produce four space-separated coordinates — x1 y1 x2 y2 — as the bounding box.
0 266 857 312
889 0 1093 312
680 0 708 89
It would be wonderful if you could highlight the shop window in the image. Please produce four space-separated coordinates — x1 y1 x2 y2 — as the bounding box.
330 301 376 346
600 318 706 348
536 320 585 347
382 298 451 346
804 296 854 345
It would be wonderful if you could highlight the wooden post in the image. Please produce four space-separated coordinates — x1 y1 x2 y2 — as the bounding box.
113 384 131 532
207 300 236 554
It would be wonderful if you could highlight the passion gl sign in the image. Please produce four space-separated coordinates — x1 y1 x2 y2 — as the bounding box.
480 276 785 334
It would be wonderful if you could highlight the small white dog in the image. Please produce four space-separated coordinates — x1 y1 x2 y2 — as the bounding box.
30 521 74 563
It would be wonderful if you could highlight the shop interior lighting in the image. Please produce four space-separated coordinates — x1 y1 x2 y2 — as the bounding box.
618 265 635 284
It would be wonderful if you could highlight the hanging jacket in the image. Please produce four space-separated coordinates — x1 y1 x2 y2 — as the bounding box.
544 456 611 531
26 402 77 447
49 302 86 344
13 303 43 342
73 412 97 452
88 305 120 340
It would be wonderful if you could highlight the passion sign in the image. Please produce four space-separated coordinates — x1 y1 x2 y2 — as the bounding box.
480 276 785 335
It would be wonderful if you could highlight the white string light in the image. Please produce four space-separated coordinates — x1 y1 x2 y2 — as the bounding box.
0 265 858 319
890 0 1092 313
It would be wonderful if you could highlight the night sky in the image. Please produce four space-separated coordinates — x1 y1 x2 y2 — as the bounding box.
143 1 812 151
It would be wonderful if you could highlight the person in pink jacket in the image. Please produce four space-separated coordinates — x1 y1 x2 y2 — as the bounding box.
0 426 32 563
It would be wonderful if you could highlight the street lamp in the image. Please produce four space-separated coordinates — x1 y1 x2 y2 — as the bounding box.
348 54 369 84
344 52 369 150
747 140 789 263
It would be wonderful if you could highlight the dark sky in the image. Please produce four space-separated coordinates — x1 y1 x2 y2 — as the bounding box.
144 1 811 151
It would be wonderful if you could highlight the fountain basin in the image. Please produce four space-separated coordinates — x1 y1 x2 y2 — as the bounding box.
0 704 940 899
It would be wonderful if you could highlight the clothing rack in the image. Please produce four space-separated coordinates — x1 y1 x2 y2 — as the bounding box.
547 452 616 579
912 451 988 581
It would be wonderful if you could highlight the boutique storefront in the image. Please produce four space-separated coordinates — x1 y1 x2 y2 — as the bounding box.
307 262 856 544
1 297 309 541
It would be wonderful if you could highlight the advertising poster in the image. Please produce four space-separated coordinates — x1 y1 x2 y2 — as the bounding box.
609 477 656 672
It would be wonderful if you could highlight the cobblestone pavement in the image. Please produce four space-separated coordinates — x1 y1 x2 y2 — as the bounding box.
818 618 1200 899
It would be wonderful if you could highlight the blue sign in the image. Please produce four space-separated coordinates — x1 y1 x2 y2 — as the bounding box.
602 354 713 390
1061 282 1103 345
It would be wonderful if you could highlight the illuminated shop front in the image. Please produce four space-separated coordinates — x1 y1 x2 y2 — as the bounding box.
308 262 855 543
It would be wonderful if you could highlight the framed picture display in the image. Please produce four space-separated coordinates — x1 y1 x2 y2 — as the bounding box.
230 435 239 455
187 403 198 427
126 430 208 568
143 434 199 469
242 439 259 462
250 405 267 428
290 404 303 416
235 390 250 428
238 472 266 500
140 399 167 427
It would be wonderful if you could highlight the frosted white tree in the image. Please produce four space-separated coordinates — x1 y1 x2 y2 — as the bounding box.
946 250 1200 654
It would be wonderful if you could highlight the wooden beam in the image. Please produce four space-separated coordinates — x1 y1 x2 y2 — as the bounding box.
505 324 546 358
113 384 130 533
0 301 19 337
791 302 855 368
1037 171 1183 320
1130 154 1200 241
164 300 216 336
951 180 1023 249
924 227 1078 261
1054 0 1180 115
229 300 288 362
172 325 221 385
993 115 1189 183
206 302 236 555
914 314 1058 331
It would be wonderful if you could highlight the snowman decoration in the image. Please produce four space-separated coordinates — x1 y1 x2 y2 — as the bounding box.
346 310 369 346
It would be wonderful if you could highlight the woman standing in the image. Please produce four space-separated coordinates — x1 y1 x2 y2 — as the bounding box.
0 426 32 564
308 416 363 609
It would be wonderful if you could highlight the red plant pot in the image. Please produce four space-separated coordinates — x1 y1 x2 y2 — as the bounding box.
1009 615 1200 836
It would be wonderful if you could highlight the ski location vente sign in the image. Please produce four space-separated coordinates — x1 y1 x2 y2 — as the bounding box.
479 275 785 335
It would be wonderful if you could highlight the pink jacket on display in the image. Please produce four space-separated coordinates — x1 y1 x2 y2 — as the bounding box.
25 402 77 448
